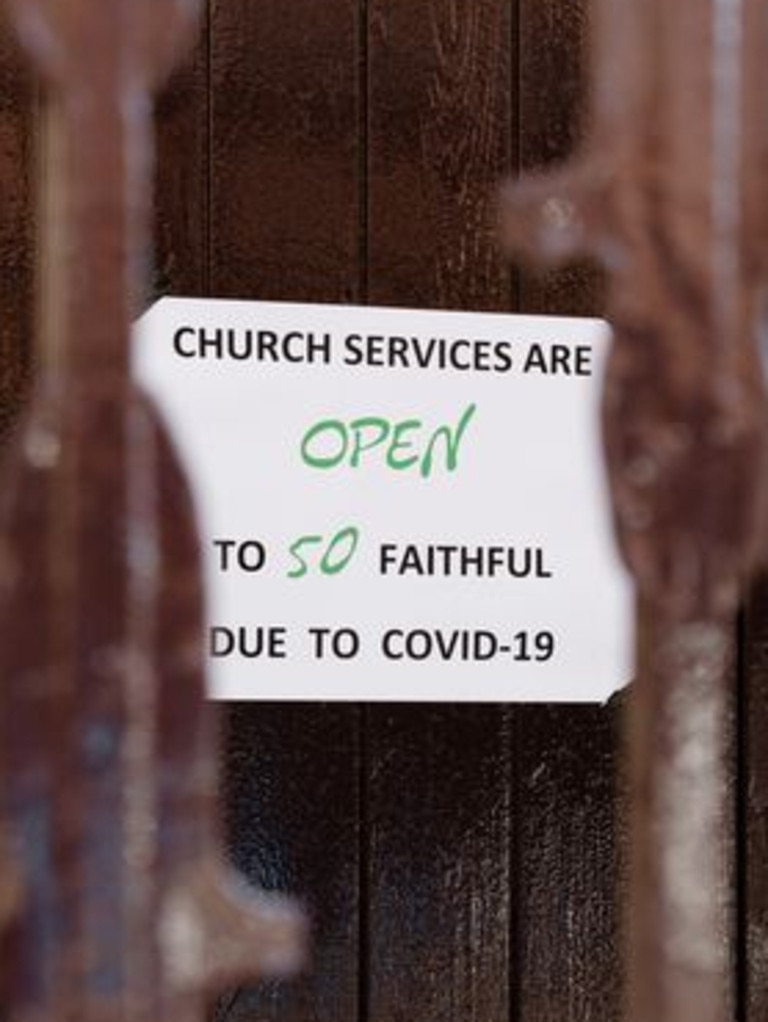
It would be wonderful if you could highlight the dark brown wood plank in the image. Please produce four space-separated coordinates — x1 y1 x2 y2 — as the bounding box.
515 4 624 1020
207 4 362 1022
0 31 31 1008
0 21 34 442
512 318 623 1017
153 25 209 300
209 0 361 304
743 584 768 1020
518 0 603 317
217 706 361 1022
515 702 624 1022
366 4 513 1022
368 0 513 311
366 707 512 1022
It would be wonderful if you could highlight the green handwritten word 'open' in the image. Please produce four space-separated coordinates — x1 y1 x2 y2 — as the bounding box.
300 403 477 478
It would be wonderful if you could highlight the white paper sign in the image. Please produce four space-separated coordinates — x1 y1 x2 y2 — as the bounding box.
134 298 632 702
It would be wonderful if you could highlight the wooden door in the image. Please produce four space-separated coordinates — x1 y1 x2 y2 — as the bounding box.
1 2 765 1020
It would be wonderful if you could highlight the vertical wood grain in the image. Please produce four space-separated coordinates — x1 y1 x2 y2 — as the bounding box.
0 20 34 442
218 706 361 1022
516 4 624 1021
365 707 512 1022
518 0 603 317
515 703 624 1022
367 0 513 311
743 588 768 1020
153 25 210 301
207 3 362 1022
366 4 513 1022
0 32 31 1008
209 0 361 304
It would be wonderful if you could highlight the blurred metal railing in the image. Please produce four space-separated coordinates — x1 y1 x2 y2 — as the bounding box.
0 3 305 1020
505 0 768 1020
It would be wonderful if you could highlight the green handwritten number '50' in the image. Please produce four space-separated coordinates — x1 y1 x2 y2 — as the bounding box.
288 526 361 578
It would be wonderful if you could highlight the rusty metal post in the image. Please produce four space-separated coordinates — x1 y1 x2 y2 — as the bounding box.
504 0 768 1020
0 2 305 1021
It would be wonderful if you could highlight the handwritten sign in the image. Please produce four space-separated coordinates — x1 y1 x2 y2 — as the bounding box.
134 298 632 702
